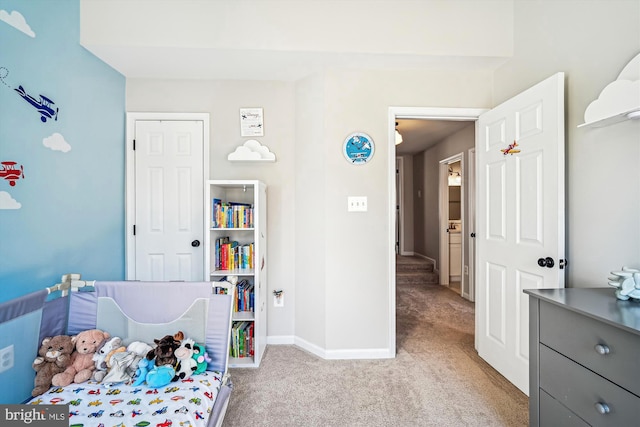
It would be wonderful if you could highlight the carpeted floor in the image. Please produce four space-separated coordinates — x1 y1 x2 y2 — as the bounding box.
223 257 528 426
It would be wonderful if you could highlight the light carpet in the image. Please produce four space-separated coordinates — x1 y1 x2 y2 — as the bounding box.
224 268 528 426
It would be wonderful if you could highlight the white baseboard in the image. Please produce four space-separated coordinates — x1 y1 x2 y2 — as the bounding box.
324 348 394 360
267 335 394 360
266 335 295 345
412 252 437 270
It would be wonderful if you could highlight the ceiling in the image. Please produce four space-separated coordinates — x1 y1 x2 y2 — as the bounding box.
394 119 473 156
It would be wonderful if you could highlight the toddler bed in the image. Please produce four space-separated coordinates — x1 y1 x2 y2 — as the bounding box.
22 278 234 427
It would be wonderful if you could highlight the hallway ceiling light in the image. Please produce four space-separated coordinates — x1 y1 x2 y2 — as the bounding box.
395 122 403 145
448 168 461 186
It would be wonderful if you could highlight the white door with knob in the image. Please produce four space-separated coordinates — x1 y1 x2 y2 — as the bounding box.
476 73 566 395
126 113 209 281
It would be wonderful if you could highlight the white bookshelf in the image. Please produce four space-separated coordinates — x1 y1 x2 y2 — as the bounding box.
205 180 267 368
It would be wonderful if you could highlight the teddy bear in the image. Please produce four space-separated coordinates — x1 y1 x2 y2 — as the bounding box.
52 329 110 386
92 336 124 382
32 335 75 396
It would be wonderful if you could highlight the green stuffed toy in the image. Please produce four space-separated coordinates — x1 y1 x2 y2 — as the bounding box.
192 343 210 374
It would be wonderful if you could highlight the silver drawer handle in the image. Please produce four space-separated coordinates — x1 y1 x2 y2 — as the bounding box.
595 402 610 415
594 344 610 355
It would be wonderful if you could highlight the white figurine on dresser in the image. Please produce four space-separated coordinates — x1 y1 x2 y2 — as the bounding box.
608 266 640 301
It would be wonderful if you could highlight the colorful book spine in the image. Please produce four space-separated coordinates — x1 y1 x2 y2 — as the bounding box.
211 199 254 228
230 321 255 358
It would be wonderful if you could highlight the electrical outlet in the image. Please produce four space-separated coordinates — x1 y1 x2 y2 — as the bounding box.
274 294 284 307
347 196 367 212
464 265 469 275
0 345 14 373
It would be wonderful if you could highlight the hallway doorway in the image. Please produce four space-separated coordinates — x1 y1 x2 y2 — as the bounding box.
388 106 487 357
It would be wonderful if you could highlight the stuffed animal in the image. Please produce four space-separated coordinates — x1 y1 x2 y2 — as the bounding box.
173 338 198 381
133 333 182 388
145 361 175 388
92 336 123 382
101 341 152 386
192 342 211 375
127 341 153 357
52 329 110 386
146 333 181 367
32 335 75 396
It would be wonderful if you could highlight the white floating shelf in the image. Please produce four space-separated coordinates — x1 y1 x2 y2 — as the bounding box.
578 107 640 128
579 52 640 129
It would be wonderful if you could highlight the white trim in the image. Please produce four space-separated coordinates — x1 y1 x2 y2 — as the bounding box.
294 336 328 359
267 335 295 345
412 253 437 269
324 348 393 360
396 157 407 255
439 152 464 287
288 337 394 360
125 112 210 280
465 147 476 302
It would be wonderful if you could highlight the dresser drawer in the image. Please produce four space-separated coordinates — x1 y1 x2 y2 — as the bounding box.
540 345 640 426
539 301 640 396
540 390 589 427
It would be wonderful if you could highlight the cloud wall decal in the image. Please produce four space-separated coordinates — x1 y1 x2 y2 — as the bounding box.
228 139 276 162
0 10 35 37
43 132 71 152
583 52 640 125
0 191 21 209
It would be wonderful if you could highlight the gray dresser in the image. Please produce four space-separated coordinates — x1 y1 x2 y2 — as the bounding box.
525 288 640 426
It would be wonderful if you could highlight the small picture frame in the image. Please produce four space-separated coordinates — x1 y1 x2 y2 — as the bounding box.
240 108 264 137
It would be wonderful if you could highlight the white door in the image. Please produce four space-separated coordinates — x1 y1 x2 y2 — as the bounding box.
127 115 207 281
476 73 565 395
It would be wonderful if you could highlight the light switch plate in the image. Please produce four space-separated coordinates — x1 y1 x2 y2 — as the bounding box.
347 196 367 212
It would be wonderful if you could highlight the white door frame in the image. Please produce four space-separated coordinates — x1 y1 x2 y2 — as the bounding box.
465 147 476 302
396 157 407 255
125 112 210 280
439 152 464 287
388 106 487 356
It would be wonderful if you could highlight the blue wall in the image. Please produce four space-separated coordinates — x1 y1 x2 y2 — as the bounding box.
0 0 126 303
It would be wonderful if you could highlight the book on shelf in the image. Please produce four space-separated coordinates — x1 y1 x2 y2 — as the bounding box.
213 277 231 295
212 199 254 229
214 238 254 271
230 321 255 358
233 279 254 313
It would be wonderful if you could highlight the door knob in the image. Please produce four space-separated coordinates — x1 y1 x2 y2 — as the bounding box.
191 240 200 247
537 257 554 268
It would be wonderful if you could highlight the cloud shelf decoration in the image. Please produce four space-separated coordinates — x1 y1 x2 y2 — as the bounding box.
228 140 276 162
579 52 640 128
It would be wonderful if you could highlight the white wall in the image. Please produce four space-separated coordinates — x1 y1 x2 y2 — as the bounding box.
298 69 493 353
98 0 639 358
126 79 297 337
494 0 640 287
294 73 327 350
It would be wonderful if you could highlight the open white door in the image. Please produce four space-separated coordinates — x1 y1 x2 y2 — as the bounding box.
126 113 209 281
476 73 565 395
